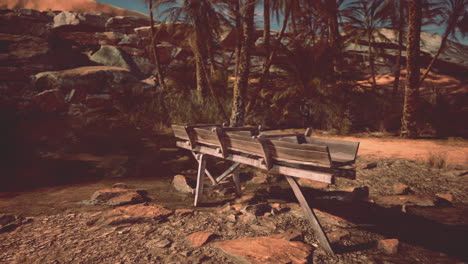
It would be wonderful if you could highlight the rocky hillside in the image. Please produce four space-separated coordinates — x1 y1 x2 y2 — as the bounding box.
1 0 147 18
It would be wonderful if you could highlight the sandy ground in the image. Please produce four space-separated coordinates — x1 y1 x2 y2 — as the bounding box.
329 136 468 166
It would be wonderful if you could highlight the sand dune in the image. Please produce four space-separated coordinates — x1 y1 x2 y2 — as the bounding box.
1 0 147 18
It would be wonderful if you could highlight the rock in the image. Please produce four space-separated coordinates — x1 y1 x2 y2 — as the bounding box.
226 214 237 223
88 188 149 206
213 235 313 264
318 186 369 202
186 231 215 247
297 178 329 189
376 195 438 207
105 16 150 34
112 183 128 188
33 66 139 98
56 31 124 46
364 162 378 169
0 9 53 37
97 204 172 226
52 11 109 32
85 94 112 108
118 34 145 47
241 203 272 216
238 214 257 224
271 229 303 242
174 209 194 217
33 89 66 112
436 193 453 203
172 175 194 193
0 214 16 226
393 184 411 195
328 230 350 243
146 238 171 249
89 45 144 76
234 193 257 204
0 33 49 61
378 239 399 254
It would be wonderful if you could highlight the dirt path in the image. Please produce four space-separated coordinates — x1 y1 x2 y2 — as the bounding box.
329 136 468 166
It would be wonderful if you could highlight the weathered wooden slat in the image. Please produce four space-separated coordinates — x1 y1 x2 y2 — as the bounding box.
285 176 334 254
176 141 333 183
216 162 241 183
305 137 360 163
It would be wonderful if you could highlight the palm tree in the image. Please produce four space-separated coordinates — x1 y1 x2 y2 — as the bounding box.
342 0 388 87
145 0 167 90
419 0 468 86
246 0 292 113
155 0 229 121
401 0 422 138
230 0 255 126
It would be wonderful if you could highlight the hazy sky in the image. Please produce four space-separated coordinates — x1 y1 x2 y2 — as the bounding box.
95 0 467 45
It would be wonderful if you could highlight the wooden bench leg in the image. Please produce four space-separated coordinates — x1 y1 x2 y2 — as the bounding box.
194 154 207 207
216 162 241 183
191 152 217 185
232 168 242 197
285 176 334 254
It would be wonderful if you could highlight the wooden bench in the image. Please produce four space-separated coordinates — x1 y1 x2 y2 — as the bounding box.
171 124 359 254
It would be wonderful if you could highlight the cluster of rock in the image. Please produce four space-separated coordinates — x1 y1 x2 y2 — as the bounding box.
0 8 185 115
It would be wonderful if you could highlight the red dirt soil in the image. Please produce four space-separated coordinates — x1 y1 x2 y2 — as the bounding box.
327 135 468 166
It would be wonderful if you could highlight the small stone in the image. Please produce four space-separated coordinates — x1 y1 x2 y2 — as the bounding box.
146 239 171 248
242 204 272 216
226 214 237 223
88 188 148 206
175 209 194 217
378 239 399 254
393 184 411 195
231 204 244 211
234 193 256 204
238 214 257 224
436 193 453 203
112 183 128 189
172 175 194 193
297 179 329 189
186 231 215 247
328 230 350 243
271 229 303 241
364 162 378 169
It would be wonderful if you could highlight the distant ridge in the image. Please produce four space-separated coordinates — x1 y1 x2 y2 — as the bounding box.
1 0 148 18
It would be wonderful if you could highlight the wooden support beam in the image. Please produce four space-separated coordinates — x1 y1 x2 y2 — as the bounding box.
176 142 333 184
215 162 241 183
285 175 334 254
194 153 207 207
191 152 217 185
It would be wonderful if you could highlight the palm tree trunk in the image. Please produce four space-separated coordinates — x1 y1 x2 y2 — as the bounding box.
368 32 377 87
246 2 291 113
230 0 255 127
195 54 208 98
233 0 242 80
148 0 166 90
329 11 342 77
392 2 404 97
263 0 270 62
401 0 422 138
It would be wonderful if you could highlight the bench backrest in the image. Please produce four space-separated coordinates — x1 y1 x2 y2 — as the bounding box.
172 125 332 168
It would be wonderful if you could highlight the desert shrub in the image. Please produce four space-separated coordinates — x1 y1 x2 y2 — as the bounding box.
426 152 447 169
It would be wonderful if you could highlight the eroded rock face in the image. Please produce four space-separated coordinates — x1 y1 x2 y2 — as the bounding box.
32 66 138 95
52 11 109 32
33 89 66 112
213 236 313 264
0 8 53 37
105 16 150 34
375 195 438 207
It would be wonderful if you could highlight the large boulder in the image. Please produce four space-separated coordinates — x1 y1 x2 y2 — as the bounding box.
105 16 150 34
0 9 53 37
89 45 140 74
52 11 110 32
32 66 139 103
